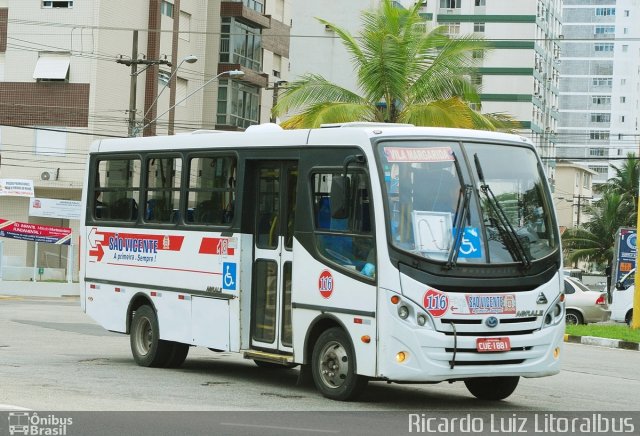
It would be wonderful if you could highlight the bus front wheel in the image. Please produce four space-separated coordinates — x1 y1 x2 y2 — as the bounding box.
130 305 172 367
311 328 367 401
464 376 519 401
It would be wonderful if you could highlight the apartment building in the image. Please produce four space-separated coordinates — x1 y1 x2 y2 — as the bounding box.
557 0 640 187
0 0 290 279
420 0 562 179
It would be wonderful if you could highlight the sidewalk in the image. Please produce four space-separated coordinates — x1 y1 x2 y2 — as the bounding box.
564 333 640 351
0 280 79 297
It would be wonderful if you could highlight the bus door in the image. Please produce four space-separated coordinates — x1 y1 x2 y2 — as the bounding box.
248 160 298 353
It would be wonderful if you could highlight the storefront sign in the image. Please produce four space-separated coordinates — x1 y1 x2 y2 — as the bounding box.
0 219 71 245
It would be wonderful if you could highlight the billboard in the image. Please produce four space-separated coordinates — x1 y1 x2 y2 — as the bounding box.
612 227 637 285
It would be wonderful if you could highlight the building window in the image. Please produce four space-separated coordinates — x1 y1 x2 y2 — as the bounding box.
595 8 615 16
594 26 615 35
594 43 614 52
446 22 460 35
621 96 626 103
475 0 486 5
473 22 485 32
589 130 609 140
622 45 629 52
42 1 73 8
217 79 260 129
621 78 626 85
158 70 171 87
470 74 482 86
620 115 625 122
590 113 611 123
592 77 612 86
624 10 630 17
472 49 484 59
440 0 461 8
179 11 191 41
219 18 262 71
589 148 606 157
624 28 629 34
592 96 610 105
242 0 265 14
160 1 173 18
589 166 608 175
583 174 591 189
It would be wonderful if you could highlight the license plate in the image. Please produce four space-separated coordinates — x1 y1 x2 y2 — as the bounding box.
476 337 511 352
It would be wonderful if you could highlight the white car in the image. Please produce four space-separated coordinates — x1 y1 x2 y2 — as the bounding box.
611 269 635 325
564 277 610 325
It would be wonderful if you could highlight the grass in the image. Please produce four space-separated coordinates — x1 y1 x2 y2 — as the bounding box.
566 324 640 343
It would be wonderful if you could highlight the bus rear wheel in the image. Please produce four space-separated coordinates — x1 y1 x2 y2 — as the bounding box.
464 376 519 401
311 328 367 401
130 305 172 367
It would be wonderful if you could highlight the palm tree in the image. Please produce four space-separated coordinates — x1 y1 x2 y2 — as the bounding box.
562 192 629 267
273 0 515 130
600 153 639 219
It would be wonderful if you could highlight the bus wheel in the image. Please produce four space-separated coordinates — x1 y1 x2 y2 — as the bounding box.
311 328 367 401
464 376 519 401
165 342 190 368
130 305 172 367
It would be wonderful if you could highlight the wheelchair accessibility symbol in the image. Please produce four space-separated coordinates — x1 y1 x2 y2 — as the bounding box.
222 262 237 290
458 227 482 259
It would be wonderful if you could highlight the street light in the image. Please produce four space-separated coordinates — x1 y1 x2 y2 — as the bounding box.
141 54 198 127
141 69 245 134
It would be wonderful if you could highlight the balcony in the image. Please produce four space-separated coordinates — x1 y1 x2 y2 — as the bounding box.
221 1 270 29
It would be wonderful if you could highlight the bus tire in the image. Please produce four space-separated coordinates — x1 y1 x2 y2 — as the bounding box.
165 342 190 368
130 305 172 367
464 376 519 401
311 327 367 401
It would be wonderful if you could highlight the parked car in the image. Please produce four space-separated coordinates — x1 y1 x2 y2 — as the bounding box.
564 277 610 325
611 269 634 325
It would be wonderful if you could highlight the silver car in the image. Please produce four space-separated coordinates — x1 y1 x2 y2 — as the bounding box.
564 277 610 324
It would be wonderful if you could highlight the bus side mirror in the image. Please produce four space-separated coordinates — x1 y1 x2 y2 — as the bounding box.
615 281 624 290
330 176 350 219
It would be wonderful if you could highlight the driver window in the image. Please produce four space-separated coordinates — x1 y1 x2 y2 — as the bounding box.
311 171 376 279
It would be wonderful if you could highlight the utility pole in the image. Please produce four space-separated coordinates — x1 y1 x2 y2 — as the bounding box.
573 194 591 226
117 30 172 137
268 80 287 123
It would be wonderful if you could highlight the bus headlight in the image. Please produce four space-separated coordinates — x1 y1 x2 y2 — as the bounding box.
542 296 564 328
398 305 409 319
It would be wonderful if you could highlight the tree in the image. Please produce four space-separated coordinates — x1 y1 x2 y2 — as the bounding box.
273 0 515 130
599 152 639 219
562 192 629 268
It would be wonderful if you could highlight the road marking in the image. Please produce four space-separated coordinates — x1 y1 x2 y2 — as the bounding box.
0 404 31 411
220 422 339 434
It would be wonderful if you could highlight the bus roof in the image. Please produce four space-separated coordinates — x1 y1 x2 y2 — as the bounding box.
91 123 533 153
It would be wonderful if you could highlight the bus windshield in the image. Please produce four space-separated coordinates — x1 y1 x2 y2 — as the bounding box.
378 140 557 265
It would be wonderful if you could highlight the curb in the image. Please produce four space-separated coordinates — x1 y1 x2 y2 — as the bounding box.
564 333 640 351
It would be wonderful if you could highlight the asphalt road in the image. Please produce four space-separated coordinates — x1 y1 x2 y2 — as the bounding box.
0 296 639 435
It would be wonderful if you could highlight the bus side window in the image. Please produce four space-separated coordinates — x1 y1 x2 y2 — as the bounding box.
94 158 141 222
312 171 376 279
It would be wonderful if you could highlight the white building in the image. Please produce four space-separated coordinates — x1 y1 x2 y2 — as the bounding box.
0 0 290 280
557 0 640 187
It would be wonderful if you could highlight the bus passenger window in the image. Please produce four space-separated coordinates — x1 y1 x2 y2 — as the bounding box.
186 156 236 226
311 171 376 279
145 157 182 223
93 158 141 222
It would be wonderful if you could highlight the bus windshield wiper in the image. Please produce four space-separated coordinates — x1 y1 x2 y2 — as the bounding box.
446 152 472 269
473 154 532 269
